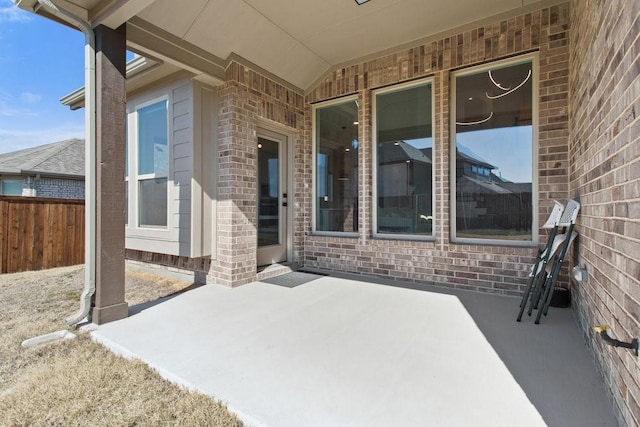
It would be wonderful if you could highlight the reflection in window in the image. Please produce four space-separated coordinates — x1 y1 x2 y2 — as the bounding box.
375 82 433 236
138 178 168 227
453 60 534 241
138 101 168 176
258 137 280 247
315 99 358 232
137 100 168 227
124 182 128 225
125 131 128 225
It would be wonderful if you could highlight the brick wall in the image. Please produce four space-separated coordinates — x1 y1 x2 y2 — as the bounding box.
207 62 306 286
121 64 306 287
19 177 85 199
569 1 640 425
126 249 211 284
303 3 571 295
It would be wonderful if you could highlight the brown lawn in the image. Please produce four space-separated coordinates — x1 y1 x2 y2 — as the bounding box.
0 265 243 427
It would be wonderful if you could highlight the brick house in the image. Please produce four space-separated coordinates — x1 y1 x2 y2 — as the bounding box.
0 138 85 199
13 0 639 424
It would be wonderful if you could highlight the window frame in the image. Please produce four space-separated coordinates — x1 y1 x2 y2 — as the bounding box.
311 94 360 237
126 95 171 232
372 77 436 241
0 177 23 196
449 53 539 247
125 125 129 226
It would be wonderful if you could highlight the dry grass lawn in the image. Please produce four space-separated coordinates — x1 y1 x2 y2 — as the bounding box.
0 265 243 427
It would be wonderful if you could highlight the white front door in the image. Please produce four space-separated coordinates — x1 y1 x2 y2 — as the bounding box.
257 132 288 266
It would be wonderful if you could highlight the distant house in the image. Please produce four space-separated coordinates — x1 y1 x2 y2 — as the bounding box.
454 149 533 239
375 142 432 234
0 139 85 199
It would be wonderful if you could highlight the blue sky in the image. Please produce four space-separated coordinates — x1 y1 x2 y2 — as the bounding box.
457 126 533 183
0 0 85 154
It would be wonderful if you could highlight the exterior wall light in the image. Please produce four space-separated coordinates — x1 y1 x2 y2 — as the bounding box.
355 0 370 4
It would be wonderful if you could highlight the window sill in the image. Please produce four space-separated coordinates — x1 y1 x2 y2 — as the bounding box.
451 237 538 248
310 231 359 238
372 233 436 243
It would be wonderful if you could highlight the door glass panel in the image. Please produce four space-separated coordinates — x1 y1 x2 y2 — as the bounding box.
258 137 279 247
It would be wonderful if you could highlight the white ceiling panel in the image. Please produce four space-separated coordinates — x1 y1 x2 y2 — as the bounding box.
137 0 208 37
240 0 404 47
133 0 560 90
180 0 330 88
296 0 524 64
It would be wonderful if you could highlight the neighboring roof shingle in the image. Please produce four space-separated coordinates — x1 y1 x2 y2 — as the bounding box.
0 139 84 178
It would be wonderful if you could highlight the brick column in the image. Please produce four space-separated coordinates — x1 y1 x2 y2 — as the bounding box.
209 82 258 286
92 24 128 324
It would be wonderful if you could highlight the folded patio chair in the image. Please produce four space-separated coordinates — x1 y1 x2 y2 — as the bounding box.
516 200 565 322
535 199 580 324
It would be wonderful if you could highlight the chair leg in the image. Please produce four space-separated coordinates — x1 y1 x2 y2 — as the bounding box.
517 269 538 321
536 225 576 323
541 259 564 318
518 227 559 321
527 268 548 316
518 248 543 311
535 271 556 324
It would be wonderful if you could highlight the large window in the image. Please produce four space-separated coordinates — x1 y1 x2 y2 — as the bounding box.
314 98 359 233
452 56 536 243
136 100 168 228
374 81 434 238
0 179 22 196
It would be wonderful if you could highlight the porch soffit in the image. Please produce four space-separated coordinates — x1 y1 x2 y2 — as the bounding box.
134 0 557 90
19 0 565 91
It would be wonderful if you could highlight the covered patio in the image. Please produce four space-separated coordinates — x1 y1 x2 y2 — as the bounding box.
92 272 616 426
12 0 638 424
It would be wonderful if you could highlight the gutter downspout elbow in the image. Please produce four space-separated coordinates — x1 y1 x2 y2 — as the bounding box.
36 0 97 326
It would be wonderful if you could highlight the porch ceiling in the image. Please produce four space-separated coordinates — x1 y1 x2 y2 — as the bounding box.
136 0 546 89
21 0 557 90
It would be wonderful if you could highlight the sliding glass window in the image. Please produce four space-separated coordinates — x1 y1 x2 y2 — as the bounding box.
314 98 359 233
452 55 536 244
374 81 434 238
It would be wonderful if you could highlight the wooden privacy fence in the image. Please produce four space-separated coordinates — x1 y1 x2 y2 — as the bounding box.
0 196 84 274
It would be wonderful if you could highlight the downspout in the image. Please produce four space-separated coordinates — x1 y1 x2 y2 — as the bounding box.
35 0 97 326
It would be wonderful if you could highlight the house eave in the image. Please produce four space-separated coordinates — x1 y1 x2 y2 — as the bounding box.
61 55 166 110
0 168 22 175
22 170 85 179
13 0 89 29
59 88 86 111
0 168 83 179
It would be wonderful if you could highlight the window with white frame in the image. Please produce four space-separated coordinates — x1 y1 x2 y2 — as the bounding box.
125 126 128 225
452 55 536 243
374 80 434 238
0 178 22 195
132 99 169 228
314 98 359 233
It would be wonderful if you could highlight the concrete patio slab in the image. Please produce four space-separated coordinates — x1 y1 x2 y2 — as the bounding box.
92 275 616 427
